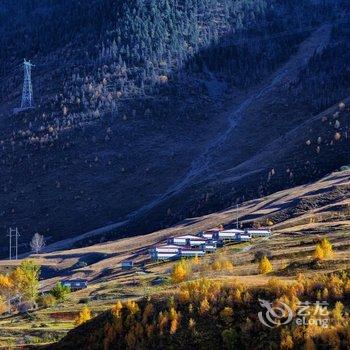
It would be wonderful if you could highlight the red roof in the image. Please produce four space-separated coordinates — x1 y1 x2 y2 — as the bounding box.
180 247 205 252
154 243 184 249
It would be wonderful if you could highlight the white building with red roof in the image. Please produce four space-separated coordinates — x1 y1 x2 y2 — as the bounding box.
149 244 181 260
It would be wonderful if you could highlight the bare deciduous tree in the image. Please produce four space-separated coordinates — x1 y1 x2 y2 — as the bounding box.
30 233 45 254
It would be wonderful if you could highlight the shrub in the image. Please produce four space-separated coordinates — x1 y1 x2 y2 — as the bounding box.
50 282 71 302
222 328 238 350
254 249 272 262
78 297 89 304
220 307 234 323
39 294 57 308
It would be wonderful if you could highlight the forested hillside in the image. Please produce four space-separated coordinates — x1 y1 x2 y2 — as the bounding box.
46 274 350 350
0 0 349 252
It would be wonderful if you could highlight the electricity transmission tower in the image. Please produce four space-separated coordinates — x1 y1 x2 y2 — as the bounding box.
7 227 20 260
13 59 35 114
21 59 35 109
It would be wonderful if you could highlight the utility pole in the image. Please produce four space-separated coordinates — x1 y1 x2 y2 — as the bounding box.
7 227 20 260
236 204 239 229
14 228 20 260
7 229 12 260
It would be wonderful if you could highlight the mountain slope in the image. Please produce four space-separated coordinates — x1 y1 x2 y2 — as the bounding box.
28 169 350 350
1 169 349 347
17 168 350 285
0 0 349 252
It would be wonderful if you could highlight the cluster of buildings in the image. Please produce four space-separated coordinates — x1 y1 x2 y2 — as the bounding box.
58 228 272 292
149 227 271 261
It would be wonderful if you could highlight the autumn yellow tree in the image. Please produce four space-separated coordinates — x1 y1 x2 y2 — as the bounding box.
332 301 344 324
125 328 137 348
178 289 190 303
171 260 190 283
11 260 40 302
320 238 333 259
188 318 196 332
314 238 333 261
212 260 221 271
125 300 140 315
169 307 180 335
199 298 210 314
0 296 7 315
142 302 154 324
314 244 325 261
112 300 123 318
259 256 273 274
193 255 200 265
222 260 234 272
211 259 233 272
305 337 316 350
0 274 14 313
75 305 92 326
281 333 294 350
158 311 169 335
322 288 329 300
